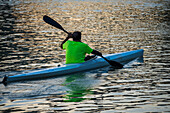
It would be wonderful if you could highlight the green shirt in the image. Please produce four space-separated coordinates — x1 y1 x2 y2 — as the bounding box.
63 40 93 64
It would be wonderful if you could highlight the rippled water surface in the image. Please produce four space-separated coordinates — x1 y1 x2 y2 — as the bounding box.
0 0 170 112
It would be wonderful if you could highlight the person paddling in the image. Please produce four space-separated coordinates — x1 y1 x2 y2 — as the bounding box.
60 31 102 64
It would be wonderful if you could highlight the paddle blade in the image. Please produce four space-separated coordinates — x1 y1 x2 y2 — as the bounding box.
108 60 123 69
101 55 123 69
43 15 68 34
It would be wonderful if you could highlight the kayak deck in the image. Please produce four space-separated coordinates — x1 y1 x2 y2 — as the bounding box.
2 49 144 83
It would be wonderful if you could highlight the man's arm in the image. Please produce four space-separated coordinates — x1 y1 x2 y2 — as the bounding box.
60 33 72 49
91 50 102 56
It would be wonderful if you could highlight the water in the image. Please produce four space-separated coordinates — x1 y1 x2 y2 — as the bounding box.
0 0 170 112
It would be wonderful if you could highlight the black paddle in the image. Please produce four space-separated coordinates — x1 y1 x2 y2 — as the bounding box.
43 15 123 69
43 15 69 34
101 55 123 69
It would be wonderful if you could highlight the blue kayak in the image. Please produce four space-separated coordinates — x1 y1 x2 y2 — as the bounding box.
2 49 144 83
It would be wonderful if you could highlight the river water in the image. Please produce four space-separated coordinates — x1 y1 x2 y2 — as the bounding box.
0 0 170 112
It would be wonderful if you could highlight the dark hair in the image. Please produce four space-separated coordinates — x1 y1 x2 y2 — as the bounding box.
73 31 81 40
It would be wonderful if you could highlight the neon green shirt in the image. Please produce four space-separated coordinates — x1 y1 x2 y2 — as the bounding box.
63 40 93 64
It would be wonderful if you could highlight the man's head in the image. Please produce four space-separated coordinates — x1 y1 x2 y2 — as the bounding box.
73 31 81 41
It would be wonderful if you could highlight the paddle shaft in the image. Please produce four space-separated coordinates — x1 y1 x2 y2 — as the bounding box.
101 55 114 66
101 55 123 68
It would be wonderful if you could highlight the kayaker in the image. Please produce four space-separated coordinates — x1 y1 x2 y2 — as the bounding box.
60 31 102 64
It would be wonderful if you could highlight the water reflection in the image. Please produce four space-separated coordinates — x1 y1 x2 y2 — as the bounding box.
0 1 32 71
63 74 94 102
0 4 15 35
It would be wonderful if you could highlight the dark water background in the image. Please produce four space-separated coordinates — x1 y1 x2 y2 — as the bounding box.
0 0 170 112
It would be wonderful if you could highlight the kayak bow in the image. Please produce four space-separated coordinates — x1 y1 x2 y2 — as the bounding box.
2 49 144 83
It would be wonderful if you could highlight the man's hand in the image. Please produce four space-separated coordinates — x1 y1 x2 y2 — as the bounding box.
67 33 73 39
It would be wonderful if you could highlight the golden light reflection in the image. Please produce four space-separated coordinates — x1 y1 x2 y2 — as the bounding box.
0 1 168 71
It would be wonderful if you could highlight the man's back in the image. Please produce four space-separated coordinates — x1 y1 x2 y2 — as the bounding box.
63 40 93 64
